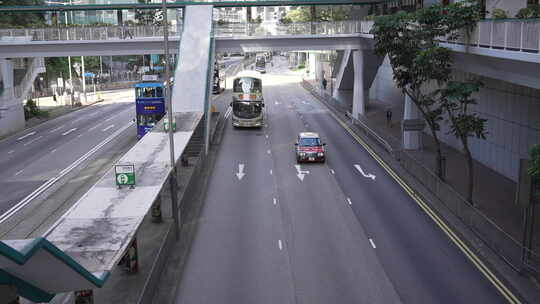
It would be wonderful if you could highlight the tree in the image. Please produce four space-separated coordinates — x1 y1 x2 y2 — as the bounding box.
437 80 486 203
0 0 46 28
282 5 352 23
371 0 481 179
135 0 163 26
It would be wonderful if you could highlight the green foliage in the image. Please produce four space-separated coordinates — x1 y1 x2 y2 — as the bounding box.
529 144 540 180
516 5 539 19
297 63 305 69
491 8 508 19
282 5 352 23
437 80 486 141
371 0 482 179
135 0 163 25
0 0 46 28
254 16 263 24
24 99 49 120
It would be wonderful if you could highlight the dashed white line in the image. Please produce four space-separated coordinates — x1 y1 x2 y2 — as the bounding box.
50 149 57 154
62 128 77 136
265 134 269 139
88 124 101 132
267 149 271 155
105 116 116 122
270 169 273 175
49 125 65 133
102 124 115 132
273 198 277 205
347 198 352 206
14 169 23 176
330 169 335 174
278 239 283 250
77 134 83 138
7 150 14 154
369 238 377 249
17 131 36 141
23 136 43 146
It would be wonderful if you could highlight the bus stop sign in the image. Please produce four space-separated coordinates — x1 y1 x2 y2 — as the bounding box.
115 164 136 188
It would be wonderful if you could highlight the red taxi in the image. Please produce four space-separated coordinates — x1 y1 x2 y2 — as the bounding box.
295 132 326 163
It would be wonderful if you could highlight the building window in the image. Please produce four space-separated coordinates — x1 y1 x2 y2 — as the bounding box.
528 0 540 7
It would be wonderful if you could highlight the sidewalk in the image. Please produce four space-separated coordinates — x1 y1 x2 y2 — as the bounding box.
304 78 540 276
23 88 133 129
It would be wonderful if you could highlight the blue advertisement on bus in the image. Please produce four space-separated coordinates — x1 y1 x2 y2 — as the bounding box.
135 81 166 139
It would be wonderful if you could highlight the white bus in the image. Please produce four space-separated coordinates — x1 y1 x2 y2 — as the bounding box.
231 76 264 128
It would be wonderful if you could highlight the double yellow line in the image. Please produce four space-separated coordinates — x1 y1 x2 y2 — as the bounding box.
329 111 521 304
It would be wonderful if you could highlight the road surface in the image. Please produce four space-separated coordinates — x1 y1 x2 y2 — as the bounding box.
174 57 508 303
0 91 135 216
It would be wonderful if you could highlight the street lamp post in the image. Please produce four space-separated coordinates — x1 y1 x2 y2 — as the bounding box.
162 0 180 240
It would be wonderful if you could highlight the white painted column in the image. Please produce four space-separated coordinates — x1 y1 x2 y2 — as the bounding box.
0 58 15 102
403 94 421 150
352 50 368 119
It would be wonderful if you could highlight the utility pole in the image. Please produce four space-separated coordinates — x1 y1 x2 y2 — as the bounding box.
81 56 87 103
162 0 180 240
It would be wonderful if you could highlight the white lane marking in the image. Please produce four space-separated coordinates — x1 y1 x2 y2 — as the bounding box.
273 198 277 205
354 164 376 180
102 124 115 132
369 238 377 249
330 169 335 175
347 198 352 206
8 150 14 154
88 124 101 132
0 121 135 225
267 149 271 154
265 134 269 139
295 165 310 181
17 131 36 141
270 169 273 175
105 115 116 122
236 163 246 180
77 134 83 138
50 149 57 154
62 128 77 136
275 101 281 105
14 169 23 176
49 125 65 133
278 239 283 250
23 136 43 146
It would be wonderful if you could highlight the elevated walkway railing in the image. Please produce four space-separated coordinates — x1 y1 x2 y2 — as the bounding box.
1 19 538 54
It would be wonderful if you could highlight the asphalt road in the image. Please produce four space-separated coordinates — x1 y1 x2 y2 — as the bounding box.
175 57 509 303
0 91 136 216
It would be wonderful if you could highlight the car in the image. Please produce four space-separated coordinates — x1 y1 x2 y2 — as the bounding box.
295 132 326 163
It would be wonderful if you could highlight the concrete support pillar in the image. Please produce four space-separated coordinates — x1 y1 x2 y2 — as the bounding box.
316 54 324 83
308 53 317 79
352 50 368 119
403 94 421 150
0 59 14 101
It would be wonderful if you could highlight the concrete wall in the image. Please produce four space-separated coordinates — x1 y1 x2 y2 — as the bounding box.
436 71 540 182
369 56 404 106
369 56 540 182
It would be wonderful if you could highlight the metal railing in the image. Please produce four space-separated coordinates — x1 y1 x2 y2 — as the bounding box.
301 78 540 276
395 149 540 276
0 19 539 55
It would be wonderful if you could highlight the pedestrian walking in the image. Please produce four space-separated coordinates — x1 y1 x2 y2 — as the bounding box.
322 78 328 91
386 108 393 128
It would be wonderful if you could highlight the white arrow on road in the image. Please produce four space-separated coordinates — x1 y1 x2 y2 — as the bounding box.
295 164 310 181
236 163 246 180
17 131 36 141
354 164 376 180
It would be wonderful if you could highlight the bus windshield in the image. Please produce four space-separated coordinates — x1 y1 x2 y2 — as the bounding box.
232 101 262 119
136 86 163 98
233 77 262 94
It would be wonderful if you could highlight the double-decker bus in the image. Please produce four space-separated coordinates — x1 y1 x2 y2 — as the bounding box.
231 76 264 128
135 75 166 139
